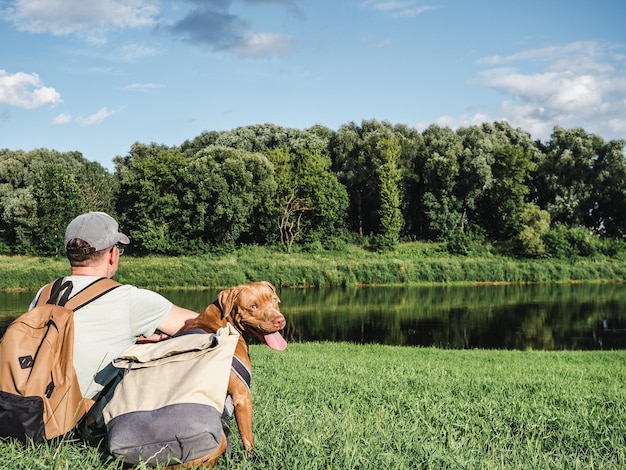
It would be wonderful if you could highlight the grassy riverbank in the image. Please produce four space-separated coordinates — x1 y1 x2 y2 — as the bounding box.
1 343 624 469
2 242 626 291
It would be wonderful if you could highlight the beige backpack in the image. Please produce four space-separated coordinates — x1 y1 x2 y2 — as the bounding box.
0 277 120 443
102 325 238 467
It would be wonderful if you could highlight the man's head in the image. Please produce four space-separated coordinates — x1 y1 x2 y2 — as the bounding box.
65 212 129 265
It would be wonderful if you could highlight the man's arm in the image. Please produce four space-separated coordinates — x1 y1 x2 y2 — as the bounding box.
137 304 199 342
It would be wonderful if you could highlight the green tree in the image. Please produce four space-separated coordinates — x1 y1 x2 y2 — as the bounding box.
476 143 535 241
533 127 600 228
331 122 365 235
0 150 33 251
331 120 399 237
469 122 537 241
295 149 348 247
517 203 551 257
0 148 111 254
115 143 188 254
419 125 463 239
212 123 330 157
455 125 496 235
32 164 81 255
391 124 424 239
590 138 626 237
75 160 118 215
267 146 348 249
180 130 220 157
266 146 303 250
0 187 37 254
180 146 276 249
377 138 403 249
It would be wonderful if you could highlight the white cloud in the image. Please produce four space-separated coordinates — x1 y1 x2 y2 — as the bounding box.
434 41 626 142
117 43 161 62
416 113 489 132
76 107 121 126
478 42 600 66
497 101 553 141
50 112 72 125
361 1 441 18
5 0 159 36
608 116 626 134
232 32 296 58
123 83 165 92
479 69 605 115
0 70 62 108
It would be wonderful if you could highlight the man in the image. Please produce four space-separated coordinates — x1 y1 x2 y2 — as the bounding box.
30 211 199 399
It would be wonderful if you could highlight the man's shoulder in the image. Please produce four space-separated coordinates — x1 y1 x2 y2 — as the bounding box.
65 276 134 298
63 276 168 306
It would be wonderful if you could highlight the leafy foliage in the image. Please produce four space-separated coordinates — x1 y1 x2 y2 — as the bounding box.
376 138 403 250
0 121 625 258
115 143 188 254
181 146 276 249
32 164 81 255
517 203 551 257
0 149 112 254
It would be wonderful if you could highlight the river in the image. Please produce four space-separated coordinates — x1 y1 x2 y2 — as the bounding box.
2 283 625 350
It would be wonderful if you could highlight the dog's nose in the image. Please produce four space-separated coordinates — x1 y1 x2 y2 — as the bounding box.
273 316 286 329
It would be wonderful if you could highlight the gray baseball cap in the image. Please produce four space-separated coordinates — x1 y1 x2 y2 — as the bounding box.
65 212 130 253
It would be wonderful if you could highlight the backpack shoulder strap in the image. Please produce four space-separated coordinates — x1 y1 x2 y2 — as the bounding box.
34 277 121 311
64 278 122 311
35 279 60 307
35 277 73 307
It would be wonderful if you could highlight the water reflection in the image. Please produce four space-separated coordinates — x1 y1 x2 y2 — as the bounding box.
2 283 625 350
267 284 626 350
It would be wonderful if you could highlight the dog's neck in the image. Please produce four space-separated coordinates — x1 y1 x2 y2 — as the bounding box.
190 301 252 368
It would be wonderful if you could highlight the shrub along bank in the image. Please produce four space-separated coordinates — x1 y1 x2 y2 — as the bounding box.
2 243 626 291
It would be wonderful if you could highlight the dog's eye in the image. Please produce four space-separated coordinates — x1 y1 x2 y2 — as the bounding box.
251 304 258 310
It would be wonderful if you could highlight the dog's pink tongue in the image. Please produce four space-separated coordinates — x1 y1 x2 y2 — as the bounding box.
263 331 287 350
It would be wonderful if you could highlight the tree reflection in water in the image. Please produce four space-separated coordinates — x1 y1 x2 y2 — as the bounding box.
2 284 625 350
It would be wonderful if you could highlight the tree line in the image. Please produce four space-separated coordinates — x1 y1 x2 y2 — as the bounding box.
1 120 625 258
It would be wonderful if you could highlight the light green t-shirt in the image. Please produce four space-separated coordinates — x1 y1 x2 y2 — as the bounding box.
31 276 172 398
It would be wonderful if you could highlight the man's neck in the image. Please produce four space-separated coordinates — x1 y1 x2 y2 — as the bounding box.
70 266 110 277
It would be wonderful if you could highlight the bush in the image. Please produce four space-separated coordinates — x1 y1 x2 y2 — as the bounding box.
543 224 610 259
446 230 489 256
598 237 626 258
567 226 599 257
0 241 10 255
516 203 550 258
543 225 575 258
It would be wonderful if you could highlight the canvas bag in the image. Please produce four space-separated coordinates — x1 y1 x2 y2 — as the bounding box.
0 277 120 443
103 325 239 467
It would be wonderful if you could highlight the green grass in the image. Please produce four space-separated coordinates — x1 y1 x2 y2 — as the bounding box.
2 343 624 469
2 243 625 467
2 242 626 291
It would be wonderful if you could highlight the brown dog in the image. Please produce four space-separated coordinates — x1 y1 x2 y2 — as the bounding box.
184 281 287 453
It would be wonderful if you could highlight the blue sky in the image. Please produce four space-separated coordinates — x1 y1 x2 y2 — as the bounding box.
1 0 625 170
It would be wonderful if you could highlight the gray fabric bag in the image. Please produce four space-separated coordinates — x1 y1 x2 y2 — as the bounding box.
103 325 238 467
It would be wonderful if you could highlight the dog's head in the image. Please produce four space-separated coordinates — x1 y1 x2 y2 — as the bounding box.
218 281 287 350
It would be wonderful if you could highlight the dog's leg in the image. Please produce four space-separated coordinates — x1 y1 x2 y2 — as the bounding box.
229 372 254 451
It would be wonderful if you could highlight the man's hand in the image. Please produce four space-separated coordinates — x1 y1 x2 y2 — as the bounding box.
136 332 170 343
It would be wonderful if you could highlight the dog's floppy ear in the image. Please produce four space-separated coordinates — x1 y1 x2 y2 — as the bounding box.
218 286 240 319
262 281 276 293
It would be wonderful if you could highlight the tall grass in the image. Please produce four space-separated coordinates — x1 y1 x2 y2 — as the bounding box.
246 344 626 469
2 243 626 291
2 344 624 469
